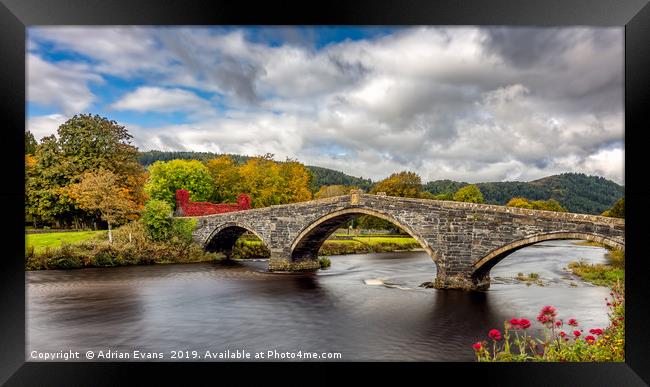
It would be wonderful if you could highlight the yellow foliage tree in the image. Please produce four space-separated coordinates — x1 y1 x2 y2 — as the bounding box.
315 185 356 199
370 171 422 198
66 168 141 242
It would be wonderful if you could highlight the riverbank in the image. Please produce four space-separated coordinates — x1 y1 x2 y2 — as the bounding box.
567 243 624 288
25 222 219 270
231 236 422 259
25 226 423 270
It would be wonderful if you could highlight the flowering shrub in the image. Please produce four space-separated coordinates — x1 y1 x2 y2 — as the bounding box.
472 285 624 362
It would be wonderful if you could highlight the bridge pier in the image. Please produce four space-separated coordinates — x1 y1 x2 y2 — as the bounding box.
268 254 320 272
433 272 490 291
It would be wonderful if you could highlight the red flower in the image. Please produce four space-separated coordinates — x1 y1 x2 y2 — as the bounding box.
488 329 502 341
555 320 563 327
472 342 483 351
519 318 531 329
589 328 603 335
573 330 581 337
607 302 612 306
559 331 566 338
509 318 520 327
541 305 557 316
568 318 578 326
585 335 596 344
537 314 549 323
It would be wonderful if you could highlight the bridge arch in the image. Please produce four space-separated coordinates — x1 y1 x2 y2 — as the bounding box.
471 231 625 282
204 221 270 259
290 207 438 264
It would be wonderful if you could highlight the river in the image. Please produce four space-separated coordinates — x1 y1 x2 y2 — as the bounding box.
26 240 613 361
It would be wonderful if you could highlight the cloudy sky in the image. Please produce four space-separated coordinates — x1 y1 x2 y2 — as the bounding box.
27 26 624 184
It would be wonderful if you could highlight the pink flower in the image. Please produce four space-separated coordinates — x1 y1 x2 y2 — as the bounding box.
519 318 531 329
568 318 578 326
488 329 502 341
472 342 483 351
541 305 557 316
573 330 581 337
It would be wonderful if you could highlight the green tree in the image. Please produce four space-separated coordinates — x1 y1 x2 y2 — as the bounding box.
142 199 173 241
603 197 624 218
25 131 37 154
370 171 422 198
144 159 213 207
66 169 140 242
453 184 485 203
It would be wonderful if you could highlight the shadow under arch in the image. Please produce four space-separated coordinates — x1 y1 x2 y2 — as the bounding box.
471 231 625 282
205 222 270 259
289 207 438 264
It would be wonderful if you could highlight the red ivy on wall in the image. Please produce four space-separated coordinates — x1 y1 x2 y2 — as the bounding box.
175 189 252 216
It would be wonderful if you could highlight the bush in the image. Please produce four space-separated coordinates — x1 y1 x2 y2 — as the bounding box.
142 200 173 241
319 256 331 269
45 243 82 269
171 218 197 245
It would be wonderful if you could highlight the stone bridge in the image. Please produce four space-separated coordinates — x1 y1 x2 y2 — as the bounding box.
186 190 625 290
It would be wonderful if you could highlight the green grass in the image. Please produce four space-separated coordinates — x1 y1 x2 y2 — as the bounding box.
351 236 418 246
568 261 624 287
26 231 106 254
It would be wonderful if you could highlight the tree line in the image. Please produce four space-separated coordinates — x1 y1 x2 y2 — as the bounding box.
25 114 624 235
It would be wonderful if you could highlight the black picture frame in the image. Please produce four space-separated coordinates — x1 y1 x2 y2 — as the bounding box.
1 0 649 385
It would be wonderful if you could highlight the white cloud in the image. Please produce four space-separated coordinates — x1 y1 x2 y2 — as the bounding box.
27 54 102 114
111 87 213 115
27 114 68 140
27 26 624 184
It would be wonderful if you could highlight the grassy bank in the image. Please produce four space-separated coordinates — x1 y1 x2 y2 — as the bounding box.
567 245 624 288
231 235 422 259
25 221 219 270
26 230 106 254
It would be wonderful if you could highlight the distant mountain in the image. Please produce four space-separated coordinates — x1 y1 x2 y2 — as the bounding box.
138 152 622 215
306 165 373 191
138 150 250 165
424 173 624 215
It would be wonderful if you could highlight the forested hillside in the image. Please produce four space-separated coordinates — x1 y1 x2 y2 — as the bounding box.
424 173 623 214
306 166 373 191
138 152 622 215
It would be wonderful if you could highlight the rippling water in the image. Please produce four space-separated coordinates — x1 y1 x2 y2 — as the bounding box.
26 240 613 361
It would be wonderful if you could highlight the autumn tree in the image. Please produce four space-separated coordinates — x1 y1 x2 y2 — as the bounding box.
507 197 567 212
205 155 242 203
25 115 146 228
453 184 484 203
66 169 140 242
506 197 534 209
370 171 422 198
235 154 313 208
144 159 213 207
315 185 356 199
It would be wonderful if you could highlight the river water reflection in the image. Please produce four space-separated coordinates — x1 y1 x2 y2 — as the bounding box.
27 240 613 361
